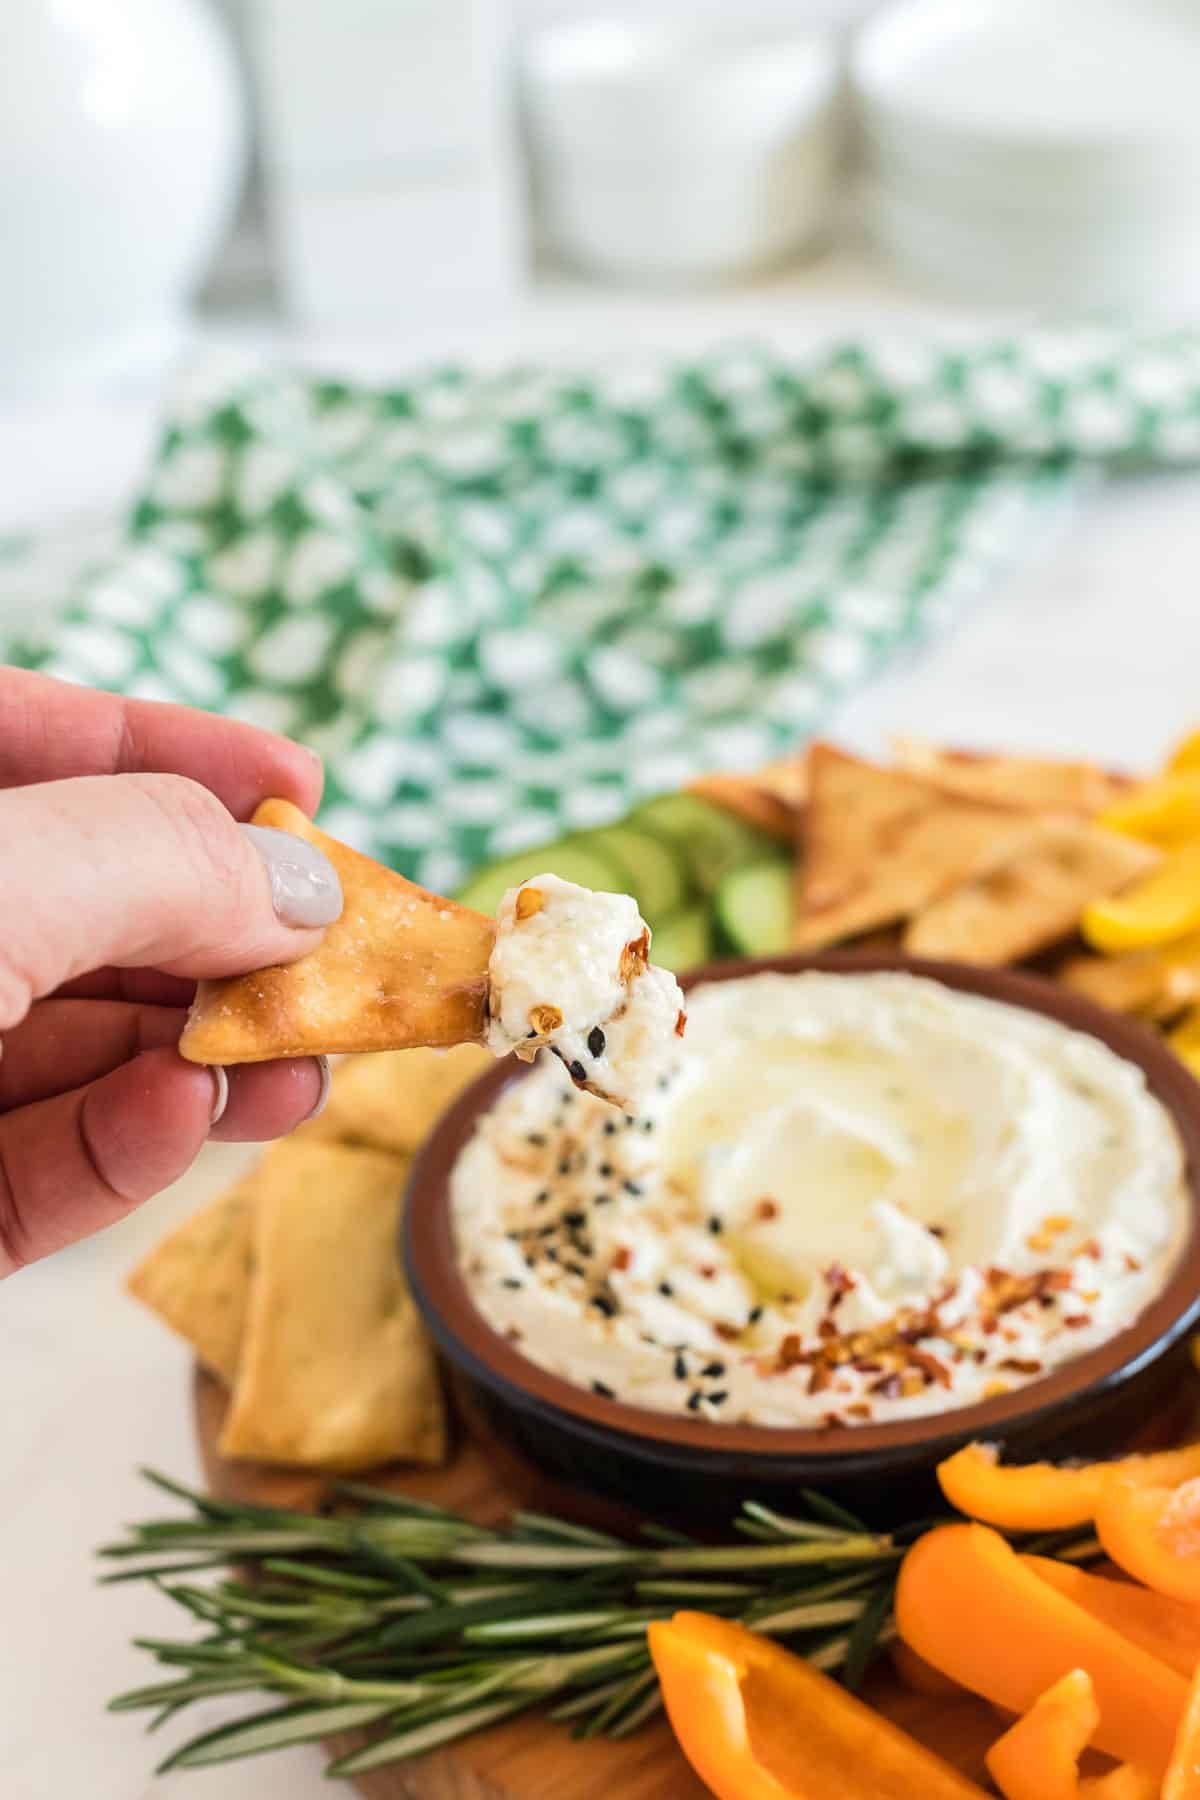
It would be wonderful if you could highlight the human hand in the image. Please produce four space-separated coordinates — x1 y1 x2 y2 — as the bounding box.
0 668 344 1275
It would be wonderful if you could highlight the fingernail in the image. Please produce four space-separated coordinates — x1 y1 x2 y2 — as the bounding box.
305 1055 332 1121
208 1065 229 1125
241 824 343 928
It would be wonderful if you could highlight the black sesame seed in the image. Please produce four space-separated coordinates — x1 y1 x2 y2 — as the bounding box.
598 1163 614 1177
526 1132 547 1146
566 1260 586 1277
594 1193 613 1206
588 1026 606 1058
707 1390 729 1406
569 1060 588 1083
657 1074 670 1090
557 1161 570 1175
707 1216 722 1235
748 1306 764 1324
535 1190 550 1206
673 1352 688 1380
538 1225 556 1237
526 1029 537 1039
544 1247 559 1262
659 1282 674 1298
591 1380 616 1398
603 1120 617 1136
642 1119 655 1132
686 1389 704 1412
590 1293 617 1317
501 1278 523 1290
701 1361 726 1378
624 1180 643 1197
562 1210 585 1228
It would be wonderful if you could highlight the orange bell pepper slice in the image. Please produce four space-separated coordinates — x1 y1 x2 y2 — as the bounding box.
1168 730 1200 776
938 1440 1200 1530
1082 843 1200 951
1097 772 1200 848
891 1639 965 1698
986 1668 1099 1800
895 1523 1187 1774
1165 1653 1200 1799
1026 1554 1200 1678
1097 1476 1200 1606
648 1611 986 1800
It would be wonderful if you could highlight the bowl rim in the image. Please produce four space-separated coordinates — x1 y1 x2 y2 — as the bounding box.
404 949 1200 1462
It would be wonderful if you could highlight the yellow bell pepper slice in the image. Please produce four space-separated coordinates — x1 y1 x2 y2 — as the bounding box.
648 1611 986 1800
1169 1007 1200 1083
1167 729 1200 775
1097 772 1200 848
1082 844 1200 951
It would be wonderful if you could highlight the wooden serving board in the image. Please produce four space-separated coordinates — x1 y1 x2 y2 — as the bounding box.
194 1368 1007 1799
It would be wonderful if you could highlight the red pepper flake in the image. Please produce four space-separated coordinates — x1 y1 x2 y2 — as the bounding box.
505 1326 524 1343
619 931 650 983
612 1246 632 1273
1063 1313 1093 1330
982 1317 1000 1335
869 1372 903 1399
999 1357 1042 1375
1124 1253 1142 1273
755 1198 780 1222
1046 1269 1075 1291
1081 1239 1102 1261
821 1411 847 1429
824 1263 856 1298
807 1363 834 1395
698 1264 717 1280
908 1348 953 1388
817 1317 839 1339
846 1403 873 1421
777 1333 805 1370
674 1009 687 1038
714 1322 742 1343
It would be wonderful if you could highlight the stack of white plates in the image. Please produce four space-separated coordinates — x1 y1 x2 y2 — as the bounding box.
852 0 1200 312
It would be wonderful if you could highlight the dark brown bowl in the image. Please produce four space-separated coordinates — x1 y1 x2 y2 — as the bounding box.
404 951 1200 1524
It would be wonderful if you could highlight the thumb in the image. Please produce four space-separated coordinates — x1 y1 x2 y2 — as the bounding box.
0 773 343 1020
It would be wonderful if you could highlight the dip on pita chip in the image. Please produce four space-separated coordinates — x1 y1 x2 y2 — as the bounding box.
218 1140 445 1471
180 799 495 1065
1058 933 1200 1021
793 744 1031 950
298 1043 492 1156
126 1178 256 1384
904 819 1160 965
891 736 1134 816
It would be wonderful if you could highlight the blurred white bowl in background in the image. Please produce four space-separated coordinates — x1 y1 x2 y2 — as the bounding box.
852 0 1200 313
522 16 843 284
0 0 246 396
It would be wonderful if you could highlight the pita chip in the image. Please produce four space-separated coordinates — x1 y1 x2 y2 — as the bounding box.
904 820 1160 966
219 1140 445 1471
792 744 1032 950
180 799 495 1065
689 749 811 842
126 1178 256 1383
1057 933 1200 1021
891 736 1134 816
299 1043 493 1156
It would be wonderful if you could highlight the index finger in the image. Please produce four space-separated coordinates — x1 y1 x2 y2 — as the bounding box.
0 668 323 819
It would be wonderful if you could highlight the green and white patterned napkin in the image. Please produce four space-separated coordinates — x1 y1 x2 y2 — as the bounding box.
7 331 1200 894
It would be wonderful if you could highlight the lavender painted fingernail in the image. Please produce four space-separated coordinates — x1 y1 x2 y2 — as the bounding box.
241 824 343 928
208 1065 229 1125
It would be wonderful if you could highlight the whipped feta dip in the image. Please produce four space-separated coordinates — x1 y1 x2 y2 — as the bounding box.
453 971 1188 1427
486 874 686 1113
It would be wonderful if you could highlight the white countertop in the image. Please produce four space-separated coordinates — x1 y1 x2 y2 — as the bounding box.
4 260 1200 1797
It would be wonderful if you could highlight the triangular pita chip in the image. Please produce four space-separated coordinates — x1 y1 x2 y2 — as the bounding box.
792 745 1033 950
904 820 1160 965
689 749 810 842
218 1140 445 1471
126 1178 256 1383
180 799 495 1064
298 1043 492 1156
891 736 1134 816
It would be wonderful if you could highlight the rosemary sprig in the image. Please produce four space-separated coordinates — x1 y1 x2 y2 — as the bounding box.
101 1469 1097 1779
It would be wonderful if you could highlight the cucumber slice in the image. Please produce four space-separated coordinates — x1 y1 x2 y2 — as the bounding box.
582 823 690 923
629 794 777 894
715 860 793 957
650 905 714 973
456 838 625 919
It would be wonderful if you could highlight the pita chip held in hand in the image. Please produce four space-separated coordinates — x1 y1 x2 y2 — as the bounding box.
179 799 685 1114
